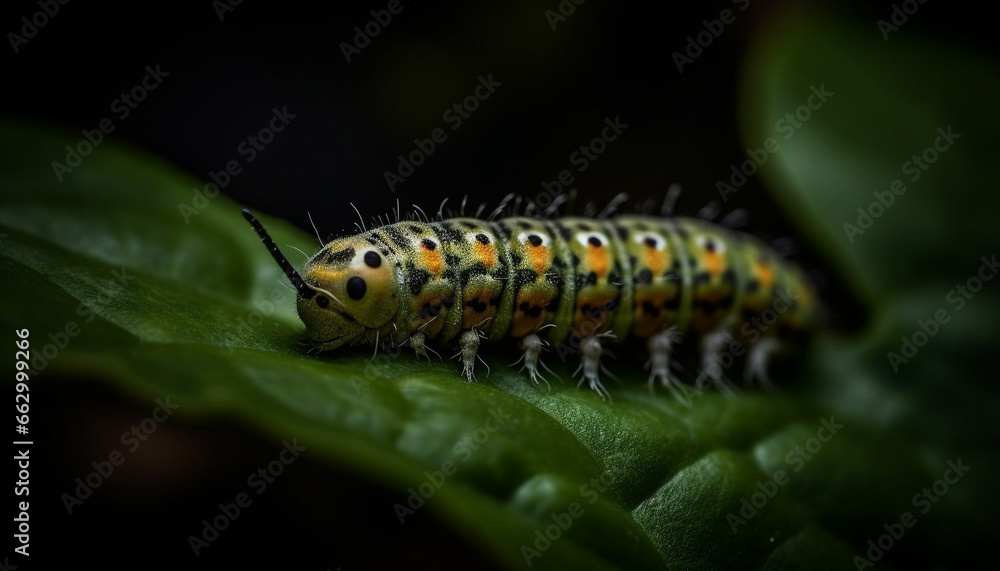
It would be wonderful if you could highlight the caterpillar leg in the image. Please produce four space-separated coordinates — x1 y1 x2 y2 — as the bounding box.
573 334 614 401
409 331 430 361
646 328 690 402
745 337 781 392
454 330 488 382
516 333 555 390
699 328 737 398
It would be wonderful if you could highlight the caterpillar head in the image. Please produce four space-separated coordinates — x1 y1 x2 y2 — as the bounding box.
242 210 399 350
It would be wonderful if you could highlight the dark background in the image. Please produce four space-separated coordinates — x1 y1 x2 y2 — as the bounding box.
5 0 995 568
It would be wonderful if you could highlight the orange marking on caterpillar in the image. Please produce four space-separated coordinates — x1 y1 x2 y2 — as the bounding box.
574 291 615 332
420 245 443 273
632 292 669 337
755 261 774 290
704 251 724 278
644 248 668 275
474 242 497 269
509 291 551 337
527 244 548 273
794 282 813 308
462 299 496 329
409 293 448 335
587 244 610 277
509 314 545 338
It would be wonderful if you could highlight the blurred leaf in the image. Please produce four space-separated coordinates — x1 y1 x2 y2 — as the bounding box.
740 15 1000 306
741 15 1000 565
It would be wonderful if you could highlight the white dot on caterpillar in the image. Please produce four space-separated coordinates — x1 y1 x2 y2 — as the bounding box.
576 232 609 249
634 232 666 251
517 231 551 248
694 234 727 254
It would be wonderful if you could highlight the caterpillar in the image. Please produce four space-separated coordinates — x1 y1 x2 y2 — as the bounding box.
241 205 819 400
